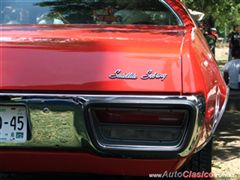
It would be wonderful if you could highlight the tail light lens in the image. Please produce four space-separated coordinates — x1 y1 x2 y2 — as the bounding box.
94 108 186 126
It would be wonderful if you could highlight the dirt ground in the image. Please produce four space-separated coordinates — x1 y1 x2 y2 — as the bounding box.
212 92 240 179
215 45 229 64
212 46 240 179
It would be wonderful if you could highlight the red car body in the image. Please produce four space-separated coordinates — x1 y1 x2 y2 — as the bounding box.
0 0 228 176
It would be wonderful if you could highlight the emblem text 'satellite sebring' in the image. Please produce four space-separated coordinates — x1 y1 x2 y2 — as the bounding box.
109 69 138 80
109 69 168 81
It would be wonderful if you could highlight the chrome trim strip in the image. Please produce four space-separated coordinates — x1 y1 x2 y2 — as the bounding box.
212 87 229 134
0 93 198 101
179 98 203 157
159 0 184 26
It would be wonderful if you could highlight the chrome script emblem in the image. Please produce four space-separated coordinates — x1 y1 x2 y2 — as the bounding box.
109 69 137 80
109 69 168 81
141 70 168 81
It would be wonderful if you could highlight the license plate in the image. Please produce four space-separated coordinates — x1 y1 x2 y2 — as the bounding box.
0 105 28 143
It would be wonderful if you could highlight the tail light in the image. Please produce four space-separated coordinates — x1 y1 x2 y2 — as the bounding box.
88 106 189 145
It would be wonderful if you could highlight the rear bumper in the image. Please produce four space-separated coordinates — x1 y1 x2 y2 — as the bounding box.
0 150 186 176
0 93 205 173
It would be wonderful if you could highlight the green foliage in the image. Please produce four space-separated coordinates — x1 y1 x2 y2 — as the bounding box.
183 0 240 37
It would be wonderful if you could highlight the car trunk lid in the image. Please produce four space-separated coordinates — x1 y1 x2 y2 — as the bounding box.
0 25 185 94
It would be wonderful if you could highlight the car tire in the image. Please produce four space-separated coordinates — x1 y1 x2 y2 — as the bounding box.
184 139 213 173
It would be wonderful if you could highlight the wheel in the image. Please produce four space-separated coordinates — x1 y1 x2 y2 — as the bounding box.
184 140 213 173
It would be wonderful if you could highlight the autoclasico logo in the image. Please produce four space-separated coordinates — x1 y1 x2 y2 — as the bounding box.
149 171 215 179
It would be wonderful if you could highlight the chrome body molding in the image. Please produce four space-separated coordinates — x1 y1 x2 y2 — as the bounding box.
0 93 207 158
159 0 184 26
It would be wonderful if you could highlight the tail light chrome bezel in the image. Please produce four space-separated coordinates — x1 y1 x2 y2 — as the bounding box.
84 96 205 155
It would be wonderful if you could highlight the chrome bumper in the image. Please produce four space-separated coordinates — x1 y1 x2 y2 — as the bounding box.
0 93 205 158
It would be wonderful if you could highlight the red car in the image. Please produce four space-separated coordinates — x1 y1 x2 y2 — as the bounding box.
0 0 228 177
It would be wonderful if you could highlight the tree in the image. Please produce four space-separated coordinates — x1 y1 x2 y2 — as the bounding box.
183 0 240 37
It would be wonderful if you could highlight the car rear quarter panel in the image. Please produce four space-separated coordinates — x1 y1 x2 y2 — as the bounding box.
182 27 228 148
